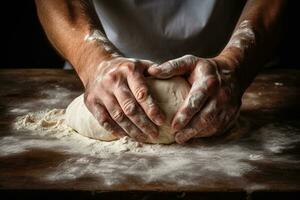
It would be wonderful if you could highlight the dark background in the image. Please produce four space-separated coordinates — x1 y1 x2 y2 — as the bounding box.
0 1 298 69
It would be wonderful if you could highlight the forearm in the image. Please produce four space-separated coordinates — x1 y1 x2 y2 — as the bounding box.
35 0 120 86
218 0 285 94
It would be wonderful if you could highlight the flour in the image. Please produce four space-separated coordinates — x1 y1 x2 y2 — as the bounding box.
274 82 284 86
227 20 255 50
84 29 121 57
9 108 30 114
8 85 79 116
11 109 144 157
2 108 300 188
249 154 264 161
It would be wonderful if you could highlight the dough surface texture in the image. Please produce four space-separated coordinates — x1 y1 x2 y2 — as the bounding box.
65 77 190 144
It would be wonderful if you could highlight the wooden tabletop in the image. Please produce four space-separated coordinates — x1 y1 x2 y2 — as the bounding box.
0 69 300 199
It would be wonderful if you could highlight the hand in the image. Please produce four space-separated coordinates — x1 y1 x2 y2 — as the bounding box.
84 57 166 142
148 55 242 144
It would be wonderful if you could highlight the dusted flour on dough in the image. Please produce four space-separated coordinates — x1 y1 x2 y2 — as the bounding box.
65 77 190 144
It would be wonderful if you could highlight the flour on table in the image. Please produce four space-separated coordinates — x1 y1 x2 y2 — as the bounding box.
2 106 300 188
12 109 152 156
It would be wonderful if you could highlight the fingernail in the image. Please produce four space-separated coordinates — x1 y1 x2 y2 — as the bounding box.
148 65 161 74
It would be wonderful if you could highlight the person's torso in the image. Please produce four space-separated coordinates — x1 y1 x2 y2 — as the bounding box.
93 0 246 63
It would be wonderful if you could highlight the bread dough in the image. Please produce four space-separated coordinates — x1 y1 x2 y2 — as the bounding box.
65 77 190 144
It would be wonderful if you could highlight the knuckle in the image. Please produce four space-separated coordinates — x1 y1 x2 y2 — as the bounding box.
104 71 118 83
197 60 215 75
111 109 124 122
122 99 138 116
98 114 110 126
183 54 194 59
182 54 197 63
122 62 137 73
135 87 149 102
136 113 147 123
84 92 95 106
148 106 159 117
167 60 177 69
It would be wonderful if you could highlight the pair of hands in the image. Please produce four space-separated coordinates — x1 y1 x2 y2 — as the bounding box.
84 54 242 144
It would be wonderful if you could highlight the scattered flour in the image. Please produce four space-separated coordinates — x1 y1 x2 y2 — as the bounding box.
274 82 284 86
8 85 79 114
1 108 300 188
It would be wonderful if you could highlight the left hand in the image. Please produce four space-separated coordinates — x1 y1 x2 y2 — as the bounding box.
148 55 242 144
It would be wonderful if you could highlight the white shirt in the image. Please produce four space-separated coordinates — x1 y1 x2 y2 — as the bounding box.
93 0 245 63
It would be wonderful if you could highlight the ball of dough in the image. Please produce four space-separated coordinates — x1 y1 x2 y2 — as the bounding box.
65 77 190 144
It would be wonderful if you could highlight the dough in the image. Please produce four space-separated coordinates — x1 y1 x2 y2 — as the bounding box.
65 77 190 144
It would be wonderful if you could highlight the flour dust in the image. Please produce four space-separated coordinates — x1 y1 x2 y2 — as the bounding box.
1 108 300 188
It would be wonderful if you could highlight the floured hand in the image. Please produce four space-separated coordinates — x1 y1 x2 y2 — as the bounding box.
148 55 242 144
84 57 166 142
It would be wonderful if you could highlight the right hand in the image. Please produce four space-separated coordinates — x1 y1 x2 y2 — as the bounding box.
84 57 166 142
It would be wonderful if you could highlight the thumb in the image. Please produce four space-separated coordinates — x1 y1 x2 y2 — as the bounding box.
135 59 158 76
139 59 156 68
148 55 197 79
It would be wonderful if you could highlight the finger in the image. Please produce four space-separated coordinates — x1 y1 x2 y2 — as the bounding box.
175 128 199 144
127 72 166 126
139 59 156 68
195 99 223 137
196 97 238 138
148 55 197 78
174 99 220 143
102 93 148 142
87 101 126 139
196 91 241 137
217 106 241 135
113 85 159 139
174 114 218 144
196 113 229 137
172 75 219 130
138 59 158 76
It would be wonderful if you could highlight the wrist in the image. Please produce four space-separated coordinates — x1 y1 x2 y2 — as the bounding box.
216 47 244 71
214 48 252 97
70 41 113 87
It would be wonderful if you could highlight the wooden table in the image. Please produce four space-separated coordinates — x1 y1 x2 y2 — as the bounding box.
0 69 300 199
